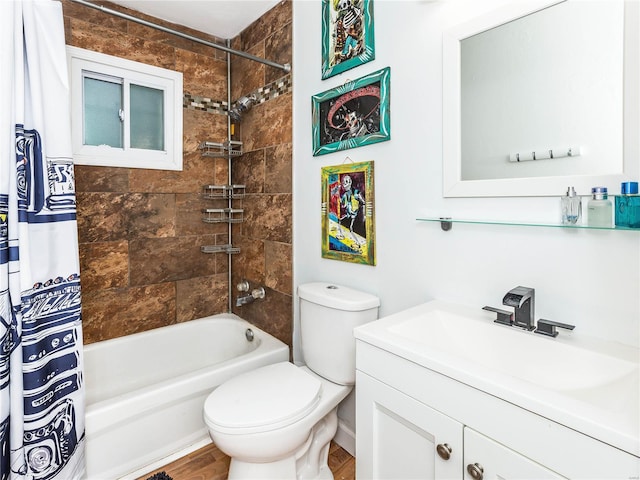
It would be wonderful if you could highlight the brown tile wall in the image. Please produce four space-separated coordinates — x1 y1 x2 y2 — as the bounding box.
64 0 293 348
229 1 294 348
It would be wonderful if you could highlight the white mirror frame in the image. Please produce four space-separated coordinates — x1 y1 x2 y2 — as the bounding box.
443 0 640 197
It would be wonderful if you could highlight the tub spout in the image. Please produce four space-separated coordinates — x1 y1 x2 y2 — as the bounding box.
236 294 254 307
236 287 265 307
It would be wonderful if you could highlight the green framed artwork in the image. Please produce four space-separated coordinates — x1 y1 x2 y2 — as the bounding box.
312 67 390 156
321 160 375 265
322 0 375 79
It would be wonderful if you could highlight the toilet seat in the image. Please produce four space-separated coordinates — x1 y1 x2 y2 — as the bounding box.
204 362 322 435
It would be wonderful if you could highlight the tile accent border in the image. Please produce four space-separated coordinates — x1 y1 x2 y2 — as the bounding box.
183 94 228 114
183 74 292 116
253 74 293 105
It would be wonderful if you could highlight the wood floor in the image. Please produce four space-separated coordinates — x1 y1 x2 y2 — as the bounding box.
138 441 355 480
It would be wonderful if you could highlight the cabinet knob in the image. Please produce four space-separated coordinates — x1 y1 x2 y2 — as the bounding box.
436 443 452 460
466 462 484 480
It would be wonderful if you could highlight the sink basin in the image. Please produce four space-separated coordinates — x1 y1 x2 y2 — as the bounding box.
387 306 637 395
354 300 640 456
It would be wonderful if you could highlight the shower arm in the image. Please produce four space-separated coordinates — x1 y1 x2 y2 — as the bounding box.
69 0 292 73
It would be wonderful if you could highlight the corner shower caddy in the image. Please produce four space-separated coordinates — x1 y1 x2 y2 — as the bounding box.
199 140 245 255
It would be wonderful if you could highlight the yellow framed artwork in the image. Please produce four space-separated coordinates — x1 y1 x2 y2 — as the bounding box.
321 160 375 265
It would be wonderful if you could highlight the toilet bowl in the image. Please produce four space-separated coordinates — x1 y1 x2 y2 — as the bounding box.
203 282 380 480
204 363 351 479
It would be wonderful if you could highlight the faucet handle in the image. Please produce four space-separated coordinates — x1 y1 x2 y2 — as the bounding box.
482 306 513 326
251 287 266 300
535 319 575 338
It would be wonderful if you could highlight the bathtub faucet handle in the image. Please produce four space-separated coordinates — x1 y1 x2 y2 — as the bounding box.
251 287 265 300
237 280 250 292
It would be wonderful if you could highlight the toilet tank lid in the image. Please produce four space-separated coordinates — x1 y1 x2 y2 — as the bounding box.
298 282 380 311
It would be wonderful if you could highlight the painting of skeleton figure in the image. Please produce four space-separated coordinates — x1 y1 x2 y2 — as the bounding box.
321 161 375 265
322 0 375 79
312 67 390 156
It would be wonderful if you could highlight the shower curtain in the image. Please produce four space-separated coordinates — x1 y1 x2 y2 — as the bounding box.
0 1 85 479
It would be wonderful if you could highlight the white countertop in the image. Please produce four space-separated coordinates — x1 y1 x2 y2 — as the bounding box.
354 300 640 457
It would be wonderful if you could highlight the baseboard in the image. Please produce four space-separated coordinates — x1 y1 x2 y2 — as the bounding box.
333 420 355 457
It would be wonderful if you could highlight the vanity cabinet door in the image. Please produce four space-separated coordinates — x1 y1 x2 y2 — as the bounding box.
463 428 567 480
356 371 463 480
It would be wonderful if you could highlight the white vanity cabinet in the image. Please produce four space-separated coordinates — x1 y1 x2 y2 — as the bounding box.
357 371 565 479
356 371 463 479
463 428 565 479
355 340 640 480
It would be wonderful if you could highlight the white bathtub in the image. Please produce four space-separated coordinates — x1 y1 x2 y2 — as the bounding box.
82 313 289 480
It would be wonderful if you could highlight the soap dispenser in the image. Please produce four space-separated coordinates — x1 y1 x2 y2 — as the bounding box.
561 186 581 224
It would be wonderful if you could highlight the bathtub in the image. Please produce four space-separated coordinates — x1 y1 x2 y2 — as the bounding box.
82 313 289 480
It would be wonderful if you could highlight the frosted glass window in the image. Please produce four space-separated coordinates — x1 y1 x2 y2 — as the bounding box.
130 84 164 151
68 46 183 170
83 76 123 148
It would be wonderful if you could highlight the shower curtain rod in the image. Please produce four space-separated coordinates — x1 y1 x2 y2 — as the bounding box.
69 0 292 73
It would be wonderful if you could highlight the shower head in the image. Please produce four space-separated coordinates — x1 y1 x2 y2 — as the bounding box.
229 94 257 122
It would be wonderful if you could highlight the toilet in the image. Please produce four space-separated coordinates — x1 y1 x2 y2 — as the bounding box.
203 282 380 479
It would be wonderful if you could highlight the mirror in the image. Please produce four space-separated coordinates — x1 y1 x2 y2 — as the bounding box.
443 0 639 197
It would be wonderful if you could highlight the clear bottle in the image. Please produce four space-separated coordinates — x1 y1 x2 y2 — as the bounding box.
615 181 640 228
587 186 613 227
560 186 581 224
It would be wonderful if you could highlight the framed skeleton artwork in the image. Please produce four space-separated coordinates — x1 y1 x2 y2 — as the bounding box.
312 67 390 156
322 0 375 79
321 160 375 266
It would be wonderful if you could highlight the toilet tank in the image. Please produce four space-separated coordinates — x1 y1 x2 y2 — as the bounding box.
298 282 379 386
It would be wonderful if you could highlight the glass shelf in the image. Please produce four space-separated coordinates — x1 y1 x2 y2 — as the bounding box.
417 217 640 231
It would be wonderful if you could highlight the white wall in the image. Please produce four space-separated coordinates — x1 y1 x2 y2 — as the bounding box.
292 0 640 443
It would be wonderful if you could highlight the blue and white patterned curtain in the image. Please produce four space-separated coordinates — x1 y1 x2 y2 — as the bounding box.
0 1 85 479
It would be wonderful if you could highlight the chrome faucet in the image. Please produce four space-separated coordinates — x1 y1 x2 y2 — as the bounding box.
484 287 576 337
502 286 535 331
236 286 266 307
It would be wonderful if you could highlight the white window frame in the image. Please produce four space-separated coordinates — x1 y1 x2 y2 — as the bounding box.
67 46 183 171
